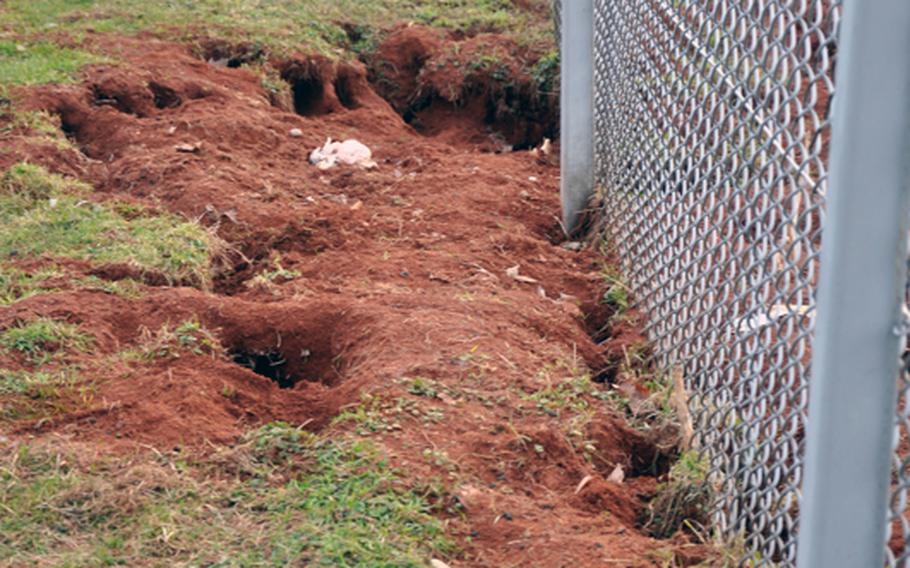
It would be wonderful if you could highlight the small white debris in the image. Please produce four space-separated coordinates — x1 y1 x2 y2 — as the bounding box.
574 474 593 494
528 176 538 182
737 302 813 333
561 241 583 252
289 128 303 138
175 142 201 153
607 464 625 484
309 138 377 170
166 125 177 135
48 197 58 208
540 137 552 156
505 265 539 284
430 560 451 568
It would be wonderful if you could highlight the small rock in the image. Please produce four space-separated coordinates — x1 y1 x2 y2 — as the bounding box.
289 128 303 138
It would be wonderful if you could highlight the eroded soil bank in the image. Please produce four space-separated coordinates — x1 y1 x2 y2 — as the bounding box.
0 23 713 567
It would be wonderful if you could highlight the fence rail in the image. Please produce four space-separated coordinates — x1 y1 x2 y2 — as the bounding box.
557 0 910 565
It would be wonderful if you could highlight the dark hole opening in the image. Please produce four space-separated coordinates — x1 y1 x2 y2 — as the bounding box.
231 348 295 389
291 76 325 116
334 74 359 109
149 82 182 110
90 85 122 110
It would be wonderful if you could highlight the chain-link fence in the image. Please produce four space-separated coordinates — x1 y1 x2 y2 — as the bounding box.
556 0 910 565
593 1 839 563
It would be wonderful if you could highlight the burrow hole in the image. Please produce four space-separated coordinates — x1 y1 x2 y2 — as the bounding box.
333 73 359 110
149 82 182 110
232 348 295 388
291 76 326 116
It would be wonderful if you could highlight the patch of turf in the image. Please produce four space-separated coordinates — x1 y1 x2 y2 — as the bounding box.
0 265 63 305
0 40 100 85
0 109 76 151
0 163 222 287
126 318 223 361
0 0 554 57
0 367 85 420
0 318 93 364
0 425 453 566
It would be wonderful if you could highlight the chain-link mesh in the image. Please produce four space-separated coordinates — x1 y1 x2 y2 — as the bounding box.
590 1 841 564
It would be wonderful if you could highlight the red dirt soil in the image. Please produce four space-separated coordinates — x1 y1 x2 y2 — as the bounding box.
0 30 707 567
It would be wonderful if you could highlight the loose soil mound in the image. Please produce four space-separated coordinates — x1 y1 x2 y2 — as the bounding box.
0 31 708 567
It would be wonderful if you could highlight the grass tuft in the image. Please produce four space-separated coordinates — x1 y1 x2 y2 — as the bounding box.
0 367 85 420
128 318 223 361
0 318 93 364
642 450 713 539
0 40 100 85
0 428 453 566
0 265 63 304
0 163 223 288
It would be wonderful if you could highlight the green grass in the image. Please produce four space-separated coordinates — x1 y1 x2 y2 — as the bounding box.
0 318 93 364
0 367 79 396
601 266 630 314
0 265 63 304
0 367 85 420
0 40 101 85
0 424 453 566
642 450 713 539
0 0 554 58
0 109 77 151
125 318 223 361
0 163 222 287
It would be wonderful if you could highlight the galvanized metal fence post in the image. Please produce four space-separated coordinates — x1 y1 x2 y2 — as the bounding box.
797 0 910 565
559 0 594 235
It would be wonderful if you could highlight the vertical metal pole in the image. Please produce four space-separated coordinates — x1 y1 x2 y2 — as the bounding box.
797 0 910 566
560 0 594 235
